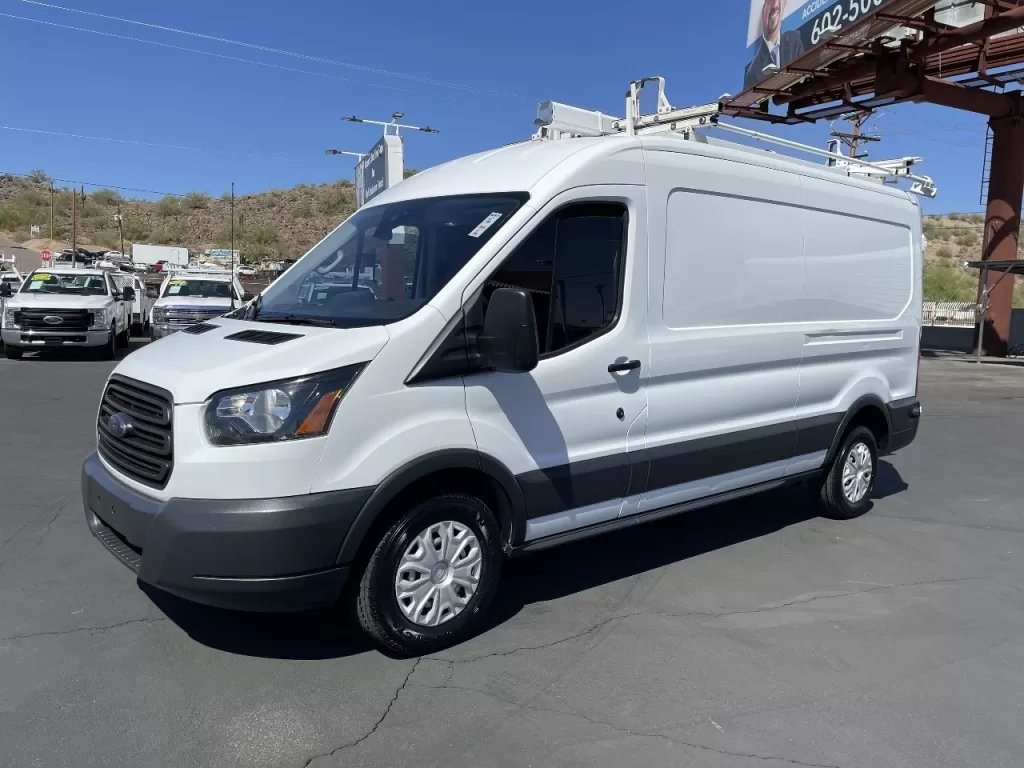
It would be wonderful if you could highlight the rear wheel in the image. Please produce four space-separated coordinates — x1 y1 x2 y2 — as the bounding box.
816 426 878 520
356 493 503 656
5 346 23 360
116 324 130 348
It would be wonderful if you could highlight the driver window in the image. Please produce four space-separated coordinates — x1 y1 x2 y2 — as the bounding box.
484 202 627 356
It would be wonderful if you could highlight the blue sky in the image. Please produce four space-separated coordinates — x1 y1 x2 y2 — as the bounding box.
0 0 991 214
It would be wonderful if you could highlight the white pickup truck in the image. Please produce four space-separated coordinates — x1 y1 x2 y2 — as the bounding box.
0 267 135 360
150 270 250 339
108 271 157 335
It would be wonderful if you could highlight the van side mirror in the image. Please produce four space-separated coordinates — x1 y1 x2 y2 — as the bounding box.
120 286 135 302
479 287 539 373
242 291 254 302
0 282 11 298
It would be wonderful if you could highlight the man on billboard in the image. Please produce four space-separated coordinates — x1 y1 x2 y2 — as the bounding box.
744 0 805 89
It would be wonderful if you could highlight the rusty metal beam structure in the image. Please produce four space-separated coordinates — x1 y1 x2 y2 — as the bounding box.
721 1 1024 356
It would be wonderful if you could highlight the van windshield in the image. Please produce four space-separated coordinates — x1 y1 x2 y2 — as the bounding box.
240 193 528 328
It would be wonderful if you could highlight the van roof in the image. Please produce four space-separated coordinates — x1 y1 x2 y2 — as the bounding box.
369 131 913 207
368 137 625 204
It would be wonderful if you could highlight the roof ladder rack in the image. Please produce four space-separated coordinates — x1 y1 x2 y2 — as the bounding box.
532 76 937 197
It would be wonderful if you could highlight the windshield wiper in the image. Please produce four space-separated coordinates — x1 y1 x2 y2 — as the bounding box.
255 314 336 328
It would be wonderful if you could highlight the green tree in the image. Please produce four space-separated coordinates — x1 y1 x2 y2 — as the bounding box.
155 195 183 217
924 265 976 302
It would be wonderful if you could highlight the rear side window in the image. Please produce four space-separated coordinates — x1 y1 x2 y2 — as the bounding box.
486 203 626 355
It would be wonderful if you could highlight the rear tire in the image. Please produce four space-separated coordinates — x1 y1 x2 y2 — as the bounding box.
356 493 503 656
116 325 130 348
5 346 23 360
816 426 878 520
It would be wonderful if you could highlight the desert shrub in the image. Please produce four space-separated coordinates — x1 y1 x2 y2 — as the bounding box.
924 265 976 302
183 192 210 210
155 196 183 217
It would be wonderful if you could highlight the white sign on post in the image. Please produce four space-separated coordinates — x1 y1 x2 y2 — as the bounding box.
30 224 40 236
354 134 404 209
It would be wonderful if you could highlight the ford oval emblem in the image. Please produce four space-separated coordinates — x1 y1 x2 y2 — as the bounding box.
43 315 64 325
106 412 133 439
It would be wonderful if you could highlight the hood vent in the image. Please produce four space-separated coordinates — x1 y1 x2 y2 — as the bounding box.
223 329 303 345
182 323 220 335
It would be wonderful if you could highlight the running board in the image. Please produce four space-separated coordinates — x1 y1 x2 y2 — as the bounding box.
512 472 819 555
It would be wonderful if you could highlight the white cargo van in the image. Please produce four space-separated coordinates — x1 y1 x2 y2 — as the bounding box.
82 87 922 654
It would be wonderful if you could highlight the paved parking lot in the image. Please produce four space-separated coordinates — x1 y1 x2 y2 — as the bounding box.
1 348 1023 768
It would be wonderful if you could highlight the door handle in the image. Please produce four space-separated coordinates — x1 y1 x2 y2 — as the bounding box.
608 359 641 373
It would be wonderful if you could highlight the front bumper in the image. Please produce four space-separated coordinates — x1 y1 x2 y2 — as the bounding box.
81 452 373 612
2 327 110 347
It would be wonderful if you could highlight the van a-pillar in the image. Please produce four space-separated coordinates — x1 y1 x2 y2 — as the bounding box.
978 114 1024 356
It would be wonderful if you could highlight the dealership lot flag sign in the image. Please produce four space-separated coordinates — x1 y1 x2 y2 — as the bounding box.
743 0 893 89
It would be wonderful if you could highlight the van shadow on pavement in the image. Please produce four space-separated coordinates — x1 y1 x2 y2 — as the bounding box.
145 464 909 660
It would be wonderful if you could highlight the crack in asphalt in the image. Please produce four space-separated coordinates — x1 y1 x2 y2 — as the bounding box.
423 613 635 665
639 576 983 622
417 679 839 768
0 495 70 557
19 395 64 414
0 616 168 642
301 659 422 768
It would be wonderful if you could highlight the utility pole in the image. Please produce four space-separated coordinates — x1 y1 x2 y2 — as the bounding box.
230 182 235 308
49 183 54 241
71 190 77 268
116 200 125 258
831 112 880 159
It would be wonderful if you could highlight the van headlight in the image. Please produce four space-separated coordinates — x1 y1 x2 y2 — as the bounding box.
203 364 365 446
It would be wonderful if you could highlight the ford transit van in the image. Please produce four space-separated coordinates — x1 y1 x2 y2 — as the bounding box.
82 124 922 654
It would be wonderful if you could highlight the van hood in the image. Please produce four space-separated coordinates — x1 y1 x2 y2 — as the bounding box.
5 293 113 310
112 318 390 404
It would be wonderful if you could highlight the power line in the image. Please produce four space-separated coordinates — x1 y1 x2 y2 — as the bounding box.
1 168 187 196
22 0 532 102
0 124 297 162
0 12 427 98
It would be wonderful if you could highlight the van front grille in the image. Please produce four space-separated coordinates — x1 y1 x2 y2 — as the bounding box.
97 376 174 489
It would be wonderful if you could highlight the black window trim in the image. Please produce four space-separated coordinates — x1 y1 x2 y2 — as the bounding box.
497 199 630 363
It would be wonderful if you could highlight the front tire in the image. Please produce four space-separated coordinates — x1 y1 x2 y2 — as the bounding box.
356 494 503 656
5 346 23 360
816 426 878 520
98 328 117 361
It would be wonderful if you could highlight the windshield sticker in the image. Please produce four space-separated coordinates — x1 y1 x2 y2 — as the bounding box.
32 273 51 280
468 212 503 238
168 279 186 285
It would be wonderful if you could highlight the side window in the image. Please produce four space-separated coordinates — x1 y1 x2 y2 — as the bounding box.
485 202 626 356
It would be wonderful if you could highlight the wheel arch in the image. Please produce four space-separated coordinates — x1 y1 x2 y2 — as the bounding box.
825 395 893 465
336 450 527 567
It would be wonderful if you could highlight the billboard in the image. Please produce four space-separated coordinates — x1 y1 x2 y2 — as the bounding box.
743 0 892 90
355 134 404 208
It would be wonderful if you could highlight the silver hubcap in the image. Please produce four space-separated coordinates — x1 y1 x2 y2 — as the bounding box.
395 521 482 627
842 442 873 504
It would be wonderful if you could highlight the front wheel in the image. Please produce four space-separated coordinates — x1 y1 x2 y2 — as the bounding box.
356 494 503 656
816 426 878 520
5 346 23 360
98 328 117 361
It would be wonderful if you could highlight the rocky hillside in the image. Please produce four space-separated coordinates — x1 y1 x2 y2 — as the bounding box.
1 170 1019 305
0 170 357 262
921 213 1024 306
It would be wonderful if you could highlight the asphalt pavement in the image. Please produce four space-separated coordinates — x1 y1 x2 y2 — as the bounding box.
1 350 1023 768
